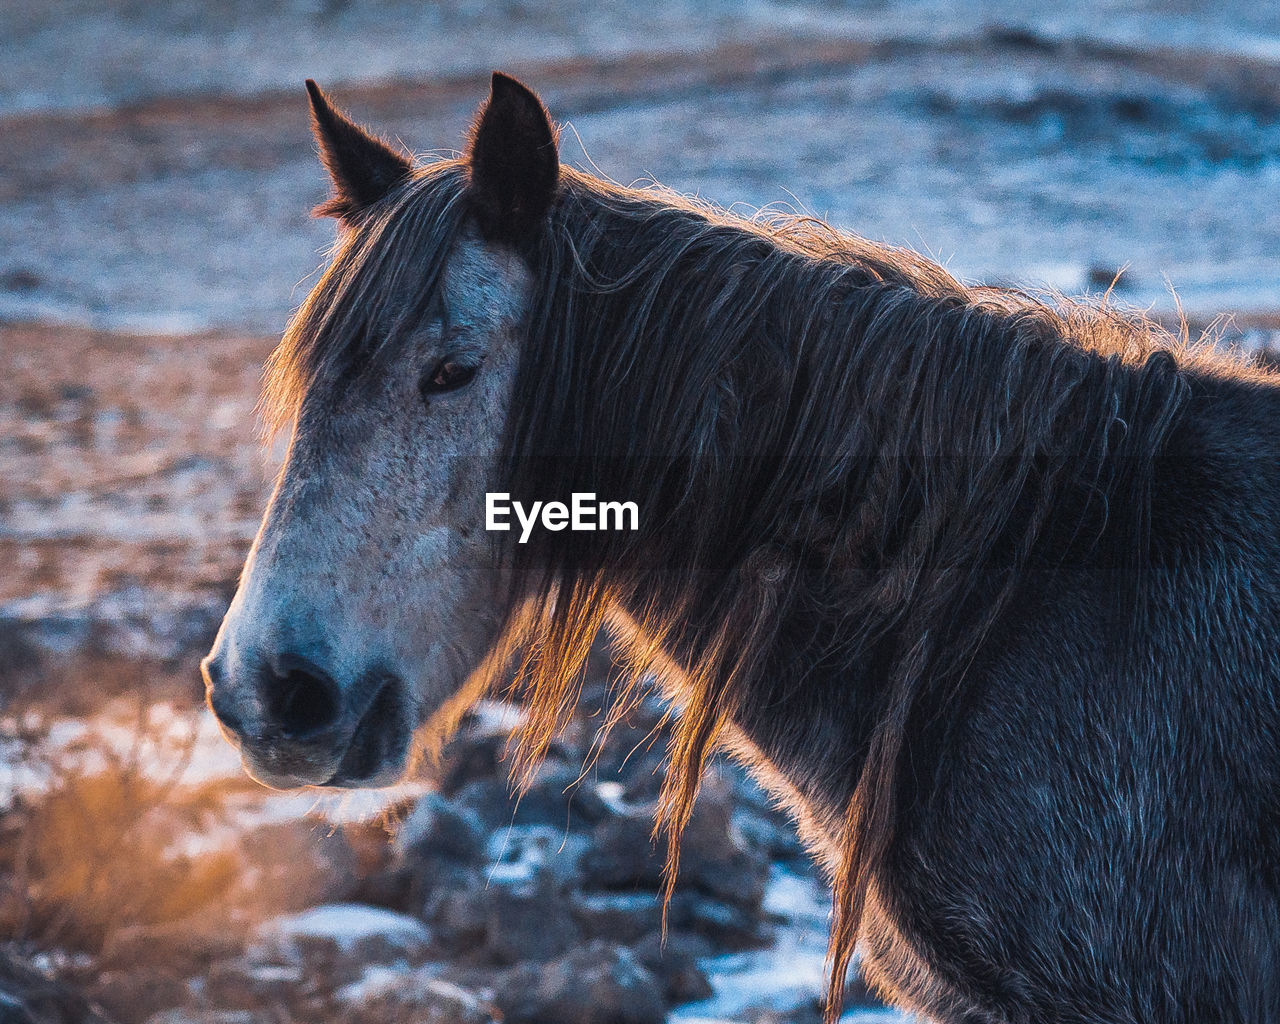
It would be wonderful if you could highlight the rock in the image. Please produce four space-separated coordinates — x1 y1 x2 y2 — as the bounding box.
397 794 487 865
202 958 306 1011
359 859 477 920
84 968 187 1024
725 762 809 864
631 931 714 1006
1087 263 1132 291
616 749 669 803
484 824 589 889
665 890 767 948
437 733 508 796
732 805 807 864
449 778 514 832
334 965 497 1024
422 853 581 965
747 1001 826 1024
479 880 581 966
578 810 666 893
579 784 768 913
251 904 432 982
230 820 362 916
492 941 665 1024
348 867 416 915
515 760 611 828
675 783 771 907
453 759 608 832
97 920 241 978
0 590 229 690
340 816 407 896
421 871 489 955
571 891 662 944
0 951 113 1024
375 794 491 913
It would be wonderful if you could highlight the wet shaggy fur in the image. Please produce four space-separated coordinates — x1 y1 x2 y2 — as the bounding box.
265 125 1280 1023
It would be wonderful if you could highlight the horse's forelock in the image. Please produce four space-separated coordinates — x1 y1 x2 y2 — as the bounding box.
261 163 470 441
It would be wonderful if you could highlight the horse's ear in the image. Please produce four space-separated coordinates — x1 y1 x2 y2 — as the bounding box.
305 79 414 222
465 72 560 243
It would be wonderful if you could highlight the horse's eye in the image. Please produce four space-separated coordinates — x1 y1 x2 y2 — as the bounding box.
421 358 479 397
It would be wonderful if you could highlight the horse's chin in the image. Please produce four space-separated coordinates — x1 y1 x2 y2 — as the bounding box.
319 675 415 788
240 760 331 791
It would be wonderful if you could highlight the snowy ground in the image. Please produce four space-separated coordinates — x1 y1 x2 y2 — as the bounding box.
2 5 1279 333
3 0 1279 117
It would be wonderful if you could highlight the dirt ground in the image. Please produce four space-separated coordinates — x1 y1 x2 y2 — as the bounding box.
0 323 281 708
0 323 275 603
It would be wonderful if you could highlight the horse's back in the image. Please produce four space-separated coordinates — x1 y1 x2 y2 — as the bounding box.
865 373 1280 1023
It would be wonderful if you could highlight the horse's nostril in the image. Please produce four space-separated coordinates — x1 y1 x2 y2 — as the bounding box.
265 655 342 740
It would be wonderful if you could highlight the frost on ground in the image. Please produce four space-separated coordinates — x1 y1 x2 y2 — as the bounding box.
2 10 1280 333
0 325 279 703
2 0 1278 117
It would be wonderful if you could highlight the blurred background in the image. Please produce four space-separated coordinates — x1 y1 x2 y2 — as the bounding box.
1 3 1278 1023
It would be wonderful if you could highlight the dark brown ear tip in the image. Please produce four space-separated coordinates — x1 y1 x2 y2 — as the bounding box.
305 79 332 121
489 71 540 105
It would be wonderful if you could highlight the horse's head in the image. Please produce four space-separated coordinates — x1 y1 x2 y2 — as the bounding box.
201 74 558 788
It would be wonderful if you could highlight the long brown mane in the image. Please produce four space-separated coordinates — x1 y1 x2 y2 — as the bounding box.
266 160 1199 1019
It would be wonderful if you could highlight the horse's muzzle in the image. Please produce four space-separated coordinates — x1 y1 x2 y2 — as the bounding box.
201 648 411 789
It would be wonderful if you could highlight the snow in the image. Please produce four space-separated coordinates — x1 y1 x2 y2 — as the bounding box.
0 701 239 809
465 698 528 739
485 823 590 887
672 864 918 1022
333 964 411 1005
5 22 1280 335
672 864 832 1020
257 903 430 952
5 2 1280 117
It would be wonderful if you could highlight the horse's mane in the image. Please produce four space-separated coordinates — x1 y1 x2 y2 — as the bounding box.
266 161 1204 1019
503 167 1199 1020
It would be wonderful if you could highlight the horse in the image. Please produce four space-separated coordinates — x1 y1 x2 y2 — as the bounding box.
201 73 1280 1023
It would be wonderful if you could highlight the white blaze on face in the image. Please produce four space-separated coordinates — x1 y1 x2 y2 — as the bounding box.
203 226 531 788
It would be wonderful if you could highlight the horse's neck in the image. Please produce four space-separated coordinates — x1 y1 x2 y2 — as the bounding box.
605 600 874 864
